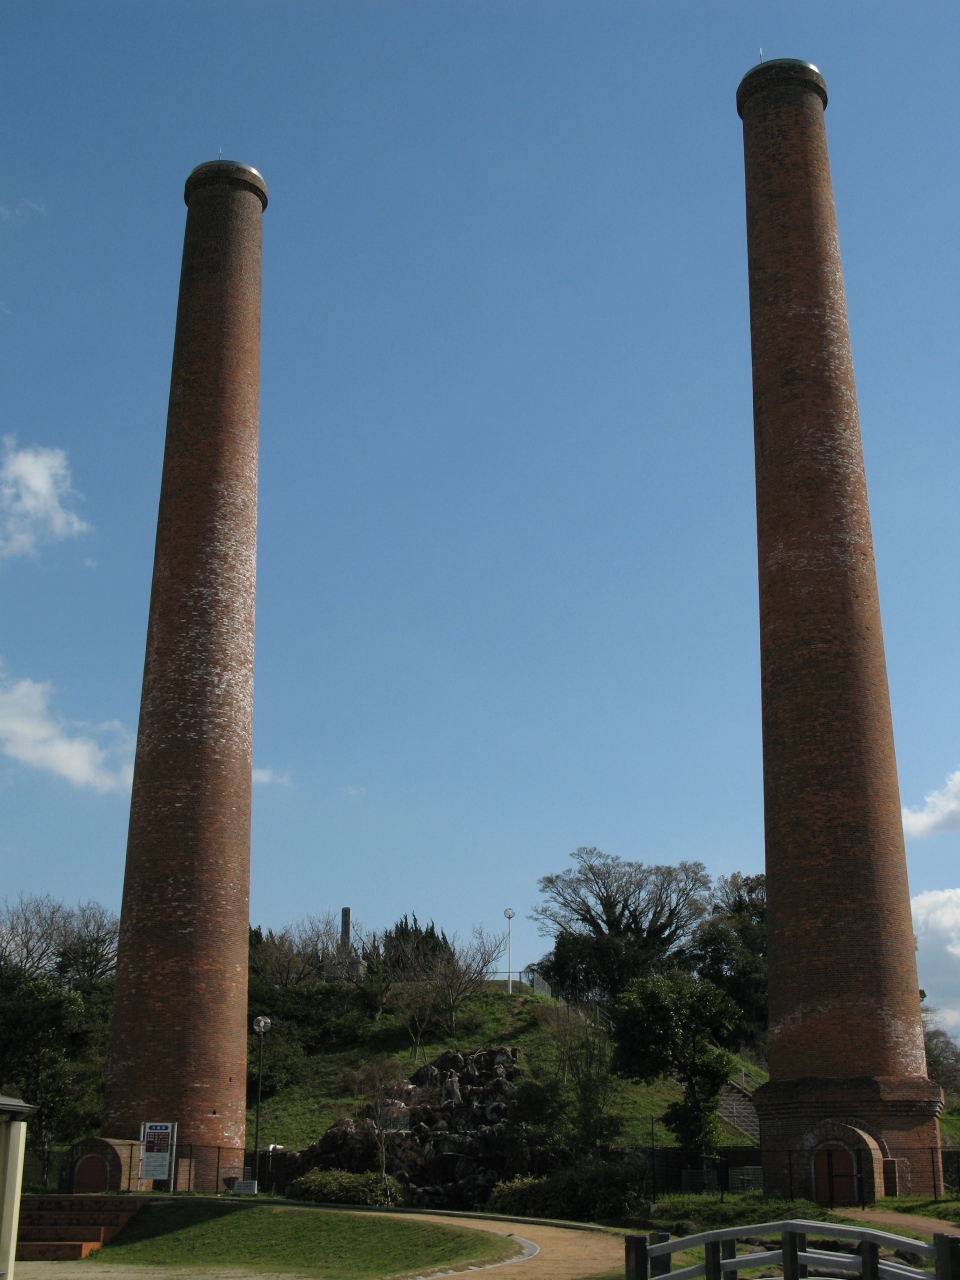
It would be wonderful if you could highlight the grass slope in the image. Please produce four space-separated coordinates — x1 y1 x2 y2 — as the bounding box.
248 989 761 1152
939 1105 960 1149
96 1200 517 1277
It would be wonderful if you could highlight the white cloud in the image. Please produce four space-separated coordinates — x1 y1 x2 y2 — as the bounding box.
902 769 960 839
0 437 90 559
913 889 960 1031
339 785 367 800
253 767 291 786
0 666 133 792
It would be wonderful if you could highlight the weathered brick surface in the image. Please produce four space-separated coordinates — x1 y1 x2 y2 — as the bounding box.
738 61 941 1195
754 1077 943 1198
103 162 267 1157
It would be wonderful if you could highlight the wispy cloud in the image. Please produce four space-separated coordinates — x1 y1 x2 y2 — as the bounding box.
913 889 960 1030
0 200 45 226
902 769 960 839
0 437 90 559
339 785 367 800
0 665 133 792
253 767 291 786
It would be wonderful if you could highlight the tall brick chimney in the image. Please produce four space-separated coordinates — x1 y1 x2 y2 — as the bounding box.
737 60 941 1201
103 162 267 1167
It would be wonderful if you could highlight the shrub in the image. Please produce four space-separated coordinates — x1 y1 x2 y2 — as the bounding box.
487 1155 648 1222
650 1192 827 1233
286 1167 406 1207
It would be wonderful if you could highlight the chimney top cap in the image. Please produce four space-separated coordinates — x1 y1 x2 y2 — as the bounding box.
184 161 268 209
737 59 827 117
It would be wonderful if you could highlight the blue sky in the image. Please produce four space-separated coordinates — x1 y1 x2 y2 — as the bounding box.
3 2 960 1017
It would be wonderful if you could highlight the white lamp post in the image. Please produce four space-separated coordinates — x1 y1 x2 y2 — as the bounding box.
252 1015 271 1190
503 909 515 995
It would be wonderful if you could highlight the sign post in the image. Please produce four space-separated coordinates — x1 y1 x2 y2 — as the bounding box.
140 1123 176 1186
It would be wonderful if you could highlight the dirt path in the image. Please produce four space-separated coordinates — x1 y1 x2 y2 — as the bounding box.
16 1208 624 1280
388 1210 623 1279
840 1207 960 1239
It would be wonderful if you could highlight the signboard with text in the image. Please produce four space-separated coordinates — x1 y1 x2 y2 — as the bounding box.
141 1122 176 1181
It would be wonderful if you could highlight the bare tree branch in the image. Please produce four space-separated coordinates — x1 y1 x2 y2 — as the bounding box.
0 895 119 986
531 847 710 953
431 927 505 1034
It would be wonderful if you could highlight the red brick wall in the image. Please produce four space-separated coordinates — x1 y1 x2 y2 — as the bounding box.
739 62 926 1083
103 163 267 1154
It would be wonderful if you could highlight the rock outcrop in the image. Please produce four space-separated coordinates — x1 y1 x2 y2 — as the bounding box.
291 1047 530 1209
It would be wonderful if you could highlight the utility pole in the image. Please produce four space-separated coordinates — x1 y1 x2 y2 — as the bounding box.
504 909 515 995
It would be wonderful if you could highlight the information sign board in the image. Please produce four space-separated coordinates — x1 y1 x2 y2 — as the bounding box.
141 1122 176 1181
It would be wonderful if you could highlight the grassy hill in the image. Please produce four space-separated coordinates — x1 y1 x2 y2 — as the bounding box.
246 986 763 1153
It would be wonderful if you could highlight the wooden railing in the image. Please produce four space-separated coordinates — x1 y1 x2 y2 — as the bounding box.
624 1219 957 1280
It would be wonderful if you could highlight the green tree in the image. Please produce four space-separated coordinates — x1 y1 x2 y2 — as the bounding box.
0 964 101 1147
0 896 119 1148
344 1056 405 1196
551 1008 624 1154
384 915 452 1061
688 873 766 1050
612 973 738 1151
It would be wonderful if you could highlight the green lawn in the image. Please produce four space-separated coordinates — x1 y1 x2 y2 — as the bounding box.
867 1196 960 1224
94 1200 518 1278
939 1106 960 1149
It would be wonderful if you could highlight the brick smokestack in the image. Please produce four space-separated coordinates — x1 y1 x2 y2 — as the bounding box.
737 61 941 1200
103 162 267 1159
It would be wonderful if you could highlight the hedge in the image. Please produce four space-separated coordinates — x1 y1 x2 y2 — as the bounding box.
286 1168 406 1207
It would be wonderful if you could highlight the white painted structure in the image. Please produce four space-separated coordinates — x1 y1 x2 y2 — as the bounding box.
0 1096 34 1280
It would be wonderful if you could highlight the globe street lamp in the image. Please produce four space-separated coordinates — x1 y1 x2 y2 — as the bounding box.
503 909 515 995
252 1015 271 1190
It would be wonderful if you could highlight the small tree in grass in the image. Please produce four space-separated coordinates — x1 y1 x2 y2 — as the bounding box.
345 1056 406 1198
612 973 738 1151
385 916 450 1061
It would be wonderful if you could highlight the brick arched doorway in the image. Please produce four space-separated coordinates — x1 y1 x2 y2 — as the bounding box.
814 1142 859 1206
74 1154 110 1193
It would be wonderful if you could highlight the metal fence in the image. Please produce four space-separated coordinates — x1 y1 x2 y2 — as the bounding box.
647 1146 960 1207
26 1140 960 1205
22 1144 296 1197
624 1218 948 1280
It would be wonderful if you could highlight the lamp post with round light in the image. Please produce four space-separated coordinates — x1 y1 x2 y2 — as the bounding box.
503 909 515 995
252 1015 271 1190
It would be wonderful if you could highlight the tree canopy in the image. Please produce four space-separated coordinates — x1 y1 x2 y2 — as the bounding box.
532 848 711 1001
688 872 766 1051
612 972 738 1151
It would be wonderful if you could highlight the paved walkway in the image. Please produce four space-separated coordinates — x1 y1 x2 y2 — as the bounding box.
393 1211 623 1279
840 1207 960 1239
16 1208 625 1280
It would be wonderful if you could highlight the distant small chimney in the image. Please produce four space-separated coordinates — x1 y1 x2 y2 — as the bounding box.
340 907 352 952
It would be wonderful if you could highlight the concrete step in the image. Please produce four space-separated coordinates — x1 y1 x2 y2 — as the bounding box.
16 1242 102 1261
20 1196 145 1213
16 1193 150 1262
719 1081 761 1143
